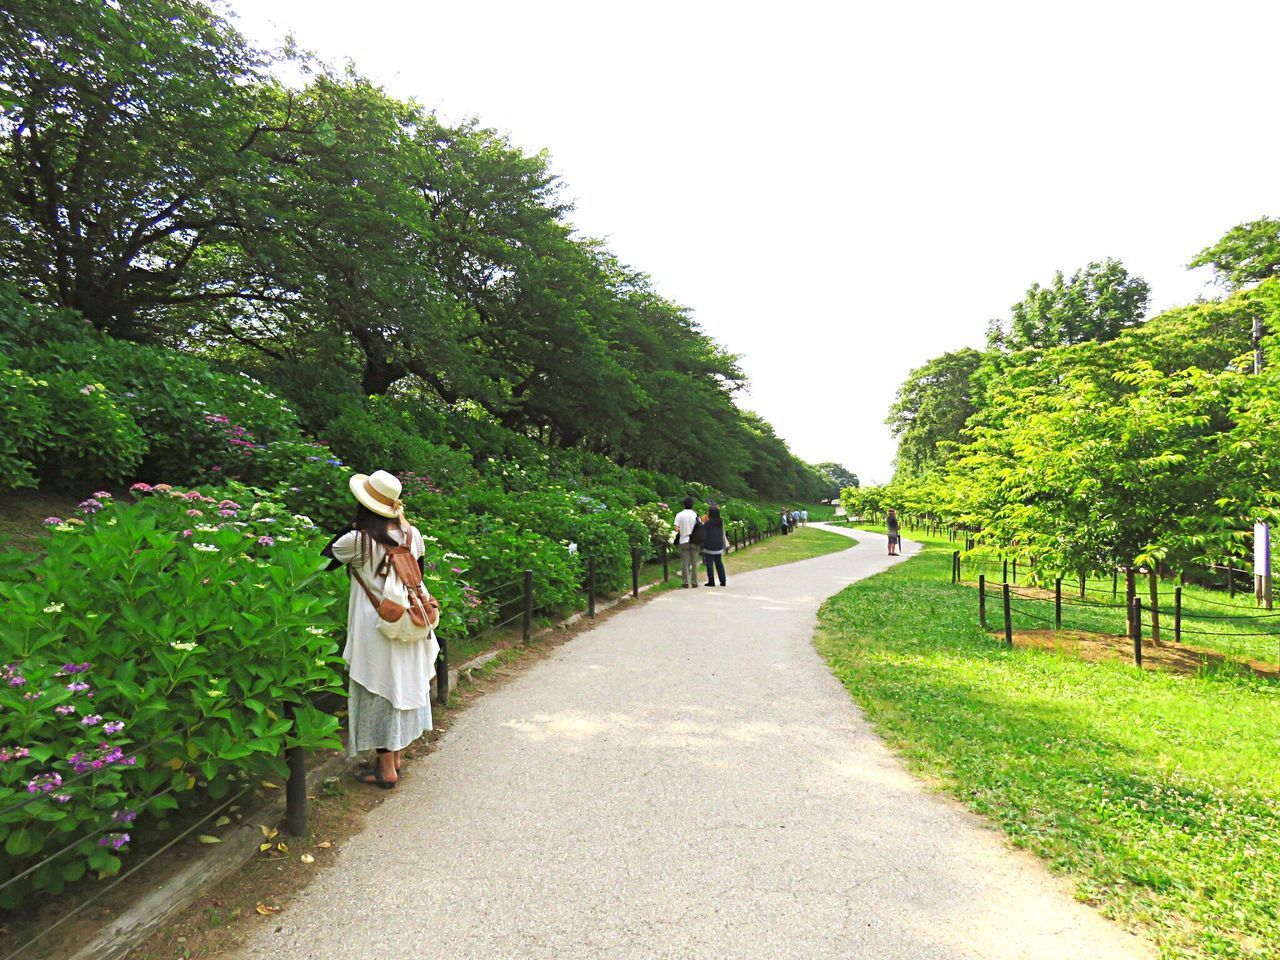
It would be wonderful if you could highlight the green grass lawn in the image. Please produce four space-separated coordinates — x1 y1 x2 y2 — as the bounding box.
814 529 1280 960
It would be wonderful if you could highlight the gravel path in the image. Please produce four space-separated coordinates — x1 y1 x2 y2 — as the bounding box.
232 526 1152 960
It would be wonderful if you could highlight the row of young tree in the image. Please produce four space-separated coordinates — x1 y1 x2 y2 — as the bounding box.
0 0 826 501
851 219 1280 577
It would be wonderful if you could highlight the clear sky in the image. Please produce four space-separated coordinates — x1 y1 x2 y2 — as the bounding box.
226 0 1280 484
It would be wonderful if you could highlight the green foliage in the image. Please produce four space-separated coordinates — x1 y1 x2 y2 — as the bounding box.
812 462 859 501
1190 216 1280 290
988 259 1150 352
885 348 986 476
816 536 1280 960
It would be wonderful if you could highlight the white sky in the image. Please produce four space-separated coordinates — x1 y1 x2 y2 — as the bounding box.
226 0 1280 484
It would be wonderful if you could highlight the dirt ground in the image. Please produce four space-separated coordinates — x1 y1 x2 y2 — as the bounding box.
1000 627 1280 680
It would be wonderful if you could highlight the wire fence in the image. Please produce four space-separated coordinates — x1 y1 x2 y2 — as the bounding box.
964 559 1280 672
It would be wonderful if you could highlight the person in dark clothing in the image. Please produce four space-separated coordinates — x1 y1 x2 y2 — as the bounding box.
886 508 901 556
701 505 728 586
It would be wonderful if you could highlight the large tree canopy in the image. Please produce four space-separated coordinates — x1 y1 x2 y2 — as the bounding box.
0 0 825 502
1189 216 1280 291
988 259 1151 353
886 348 985 476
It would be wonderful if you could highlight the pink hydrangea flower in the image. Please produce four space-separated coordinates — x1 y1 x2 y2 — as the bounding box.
42 516 63 525
186 509 203 517
129 482 154 493
257 536 275 547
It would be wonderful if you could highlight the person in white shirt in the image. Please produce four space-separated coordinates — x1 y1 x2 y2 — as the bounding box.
673 496 701 588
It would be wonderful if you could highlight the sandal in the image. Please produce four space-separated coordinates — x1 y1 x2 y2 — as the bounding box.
353 764 397 790
357 757 401 774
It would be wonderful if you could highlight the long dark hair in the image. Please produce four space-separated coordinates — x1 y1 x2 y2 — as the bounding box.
352 503 400 569
706 506 722 527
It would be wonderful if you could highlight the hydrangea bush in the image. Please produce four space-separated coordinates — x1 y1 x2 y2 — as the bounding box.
0 487 346 906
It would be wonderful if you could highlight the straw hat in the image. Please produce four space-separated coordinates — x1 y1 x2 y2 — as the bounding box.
349 470 404 520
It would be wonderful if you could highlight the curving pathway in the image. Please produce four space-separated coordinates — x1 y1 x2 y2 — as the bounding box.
232 525 1152 960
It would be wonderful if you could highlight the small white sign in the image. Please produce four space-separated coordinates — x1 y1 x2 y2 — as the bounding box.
1255 522 1271 576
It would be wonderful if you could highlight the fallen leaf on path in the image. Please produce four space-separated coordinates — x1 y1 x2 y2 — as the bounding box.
315 841 332 848
255 903 280 916
258 824 278 840
260 781 280 790
300 854 314 864
197 835 222 844
214 815 231 827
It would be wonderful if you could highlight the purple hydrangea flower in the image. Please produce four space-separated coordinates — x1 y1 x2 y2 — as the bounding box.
80 714 102 726
54 704 75 715
66 681 91 693
103 720 124 734
26 772 62 794
42 516 63 525
257 536 275 547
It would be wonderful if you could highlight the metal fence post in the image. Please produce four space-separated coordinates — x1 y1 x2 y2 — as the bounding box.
1002 558 1008 583
1012 558 1017 584
1054 578 1062 630
1002 582 1013 648
436 635 449 704
588 557 597 618
978 574 987 629
523 569 534 642
285 704 307 837
662 547 669 582
631 548 640 598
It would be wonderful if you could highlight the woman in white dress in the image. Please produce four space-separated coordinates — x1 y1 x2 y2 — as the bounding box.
324 470 439 789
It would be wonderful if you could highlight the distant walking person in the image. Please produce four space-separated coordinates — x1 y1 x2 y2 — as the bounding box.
800 508 808 527
673 497 702 588
701 505 728 587
780 509 790 535
886 508 901 556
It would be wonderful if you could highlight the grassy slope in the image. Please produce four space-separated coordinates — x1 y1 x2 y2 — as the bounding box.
814 529 1280 960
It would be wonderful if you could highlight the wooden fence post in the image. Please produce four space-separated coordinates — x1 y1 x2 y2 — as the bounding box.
1125 568 1137 636
979 574 987 629
523 569 534 642
1002 582 1013 648
1148 570 1160 644
1130 597 1143 667
1055 578 1062 630
1174 586 1182 644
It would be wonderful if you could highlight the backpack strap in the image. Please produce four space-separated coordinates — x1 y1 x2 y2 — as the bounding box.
348 566 381 608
